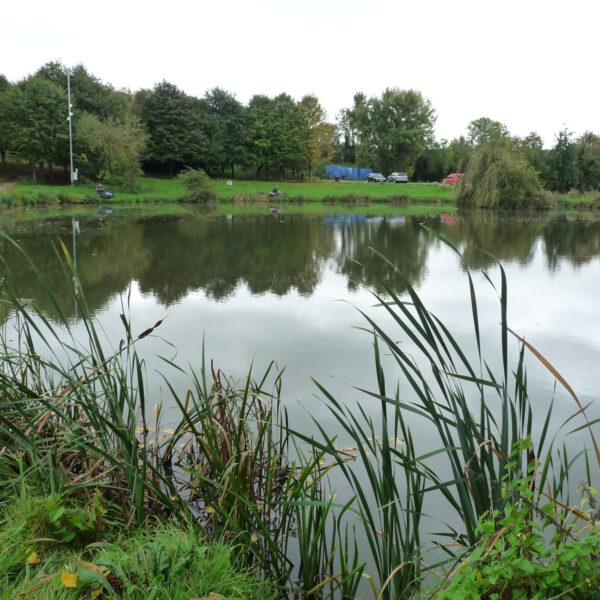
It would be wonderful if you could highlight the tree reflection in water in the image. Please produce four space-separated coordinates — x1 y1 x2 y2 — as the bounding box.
2 211 600 320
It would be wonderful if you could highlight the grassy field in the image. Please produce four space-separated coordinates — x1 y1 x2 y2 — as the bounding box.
4 176 456 205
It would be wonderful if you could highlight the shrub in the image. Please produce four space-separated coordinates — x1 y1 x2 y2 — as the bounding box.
435 464 600 600
177 168 218 203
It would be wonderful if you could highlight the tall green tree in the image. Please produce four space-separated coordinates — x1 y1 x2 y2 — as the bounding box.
36 61 130 122
342 89 436 175
372 88 435 175
517 132 552 188
298 94 336 181
343 92 374 168
142 81 217 175
270 93 305 179
12 76 68 181
0 75 15 165
467 117 509 147
334 109 356 165
550 129 578 192
247 94 274 179
575 131 600 191
446 136 473 172
205 87 248 179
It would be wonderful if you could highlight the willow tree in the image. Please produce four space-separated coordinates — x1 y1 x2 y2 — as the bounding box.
457 140 543 209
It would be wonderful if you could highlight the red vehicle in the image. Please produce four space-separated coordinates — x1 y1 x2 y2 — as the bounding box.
444 173 463 185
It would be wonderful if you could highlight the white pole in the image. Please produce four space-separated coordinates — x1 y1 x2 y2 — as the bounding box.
67 70 74 185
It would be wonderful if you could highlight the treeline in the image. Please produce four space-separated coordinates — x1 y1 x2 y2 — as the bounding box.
1 61 599 192
0 61 336 184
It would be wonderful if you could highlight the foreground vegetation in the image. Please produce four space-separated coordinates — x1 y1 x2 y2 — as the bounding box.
0 504 276 600
1 231 599 598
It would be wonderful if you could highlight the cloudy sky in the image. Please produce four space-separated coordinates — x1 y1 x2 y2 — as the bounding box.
4 0 598 146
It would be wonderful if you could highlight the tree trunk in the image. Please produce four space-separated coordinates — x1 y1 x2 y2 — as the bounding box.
231 163 235 179
266 166 269 181
32 163 37 183
309 163 313 182
0 148 5 166
255 165 263 180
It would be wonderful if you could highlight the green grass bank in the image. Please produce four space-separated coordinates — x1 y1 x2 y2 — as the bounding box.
2 176 455 206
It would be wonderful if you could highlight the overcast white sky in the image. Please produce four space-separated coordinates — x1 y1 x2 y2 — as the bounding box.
3 0 598 147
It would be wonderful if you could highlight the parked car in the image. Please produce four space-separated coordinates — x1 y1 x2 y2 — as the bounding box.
366 172 386 182
444 173 463 185
387 172 409 183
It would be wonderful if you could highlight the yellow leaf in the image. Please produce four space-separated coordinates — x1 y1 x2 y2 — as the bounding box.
251 534 258 543
476 570 483 582
164 428 176 435
78 561 109 576
61 572 78 588
205 506 215 514
26 550 40 565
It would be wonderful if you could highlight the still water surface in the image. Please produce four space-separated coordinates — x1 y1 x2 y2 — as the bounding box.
3 209 600 472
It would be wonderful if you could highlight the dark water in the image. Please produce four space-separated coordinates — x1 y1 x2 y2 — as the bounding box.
2 209 600 463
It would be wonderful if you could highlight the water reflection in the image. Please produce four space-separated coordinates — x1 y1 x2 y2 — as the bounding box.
2 211 600 320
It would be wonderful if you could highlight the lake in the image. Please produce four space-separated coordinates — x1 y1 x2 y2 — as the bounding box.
2 206 600 504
